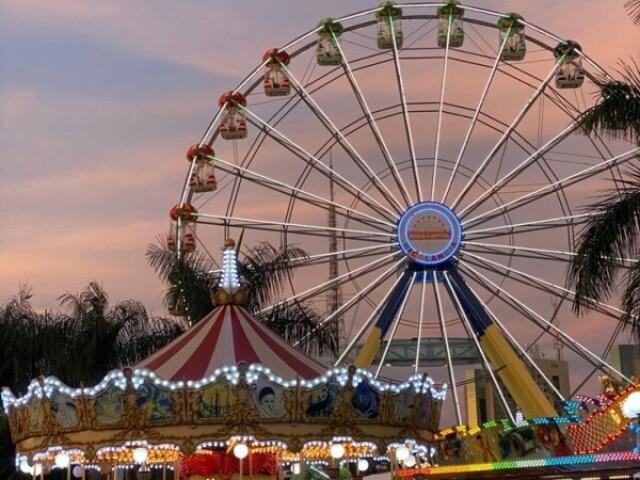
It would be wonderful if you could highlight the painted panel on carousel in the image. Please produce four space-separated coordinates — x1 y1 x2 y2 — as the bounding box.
27 400 44 432
94 384 124 425
306 380 340 418
252 378 285 418
352 381 380 419
197 378 236 419
421 389 441 430
136 383 175 422
393 389 415 422
50 390 79 428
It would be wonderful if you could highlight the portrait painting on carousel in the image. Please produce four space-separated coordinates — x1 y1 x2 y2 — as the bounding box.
252 379 285 418
197 378 236 419
352 381 380 419
50 390 79 428
306 380 340 418
94 385 124 425
136 383 175 422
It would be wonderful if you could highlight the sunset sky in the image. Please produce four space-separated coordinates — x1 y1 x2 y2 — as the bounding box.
1 1 638 324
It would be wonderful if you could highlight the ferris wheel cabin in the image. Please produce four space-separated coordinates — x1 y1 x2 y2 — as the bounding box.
437 0 465 48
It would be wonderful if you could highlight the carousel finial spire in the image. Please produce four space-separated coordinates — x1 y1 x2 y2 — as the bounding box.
213 239 246 305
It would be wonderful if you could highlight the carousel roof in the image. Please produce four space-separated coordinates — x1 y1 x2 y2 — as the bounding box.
137 303 328 381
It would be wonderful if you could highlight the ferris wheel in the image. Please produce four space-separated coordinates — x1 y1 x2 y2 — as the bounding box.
170 1 638 425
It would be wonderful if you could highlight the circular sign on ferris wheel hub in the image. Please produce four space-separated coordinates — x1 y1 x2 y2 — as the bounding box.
397 201 463 267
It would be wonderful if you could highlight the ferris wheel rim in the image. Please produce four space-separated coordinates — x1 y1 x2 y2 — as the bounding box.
172 2 638 425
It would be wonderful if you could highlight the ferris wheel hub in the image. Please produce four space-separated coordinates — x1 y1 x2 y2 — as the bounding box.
397 201 462 267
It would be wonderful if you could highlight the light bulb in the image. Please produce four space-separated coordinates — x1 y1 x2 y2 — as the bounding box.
623 391 640 419
233 443 249 459
403 455 416 468
19 460 31 474
133 447 148 463
55 453 70 468
357 459 369 472
330 443 345 459
395 446 410 462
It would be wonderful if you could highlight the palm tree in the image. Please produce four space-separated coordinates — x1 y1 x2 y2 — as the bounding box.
569 0 640 339
0 284 185 478
146 239 339 357
52 282 186 386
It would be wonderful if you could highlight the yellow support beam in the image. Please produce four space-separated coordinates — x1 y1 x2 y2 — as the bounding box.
353 326 383 369
480 325 556 418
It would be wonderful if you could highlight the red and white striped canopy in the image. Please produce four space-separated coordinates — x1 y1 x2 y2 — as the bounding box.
137 304 327 381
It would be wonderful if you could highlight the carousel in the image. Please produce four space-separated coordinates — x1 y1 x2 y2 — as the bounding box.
2 241 447 479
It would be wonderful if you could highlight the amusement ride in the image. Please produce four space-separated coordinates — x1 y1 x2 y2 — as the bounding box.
4 1 640 479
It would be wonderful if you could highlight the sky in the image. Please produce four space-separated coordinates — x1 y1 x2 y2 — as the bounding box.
0 0 638 312
1 1 640 416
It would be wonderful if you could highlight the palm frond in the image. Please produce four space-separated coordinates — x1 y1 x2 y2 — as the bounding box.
576 60 640 142
626 0 640 24
620 258 640 341
146 237 218 323
570 163 640 314
258 301 339 357
240 243 308 309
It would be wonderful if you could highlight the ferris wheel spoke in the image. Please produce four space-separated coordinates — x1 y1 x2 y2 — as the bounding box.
456 258 633 383
334 32 413 207
414 273 426 373
293 243 399 266
458 124 577 219
239 105 399 221
389 17 422 203
211 155 395 229
432 279 462 425
463 240 637 267
374 272 416 378
430 14 453 202
281 63 406 213
451 61 562 210
462 147 639 230
460 270 564 402
442 25 511 204
463 244 570 264
260 251 402 316
298 248 399 268
294 257 406 349
464 212 592 238
461 250 636 320
196 213 393 239
336 269 408 366
443 271 516 423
